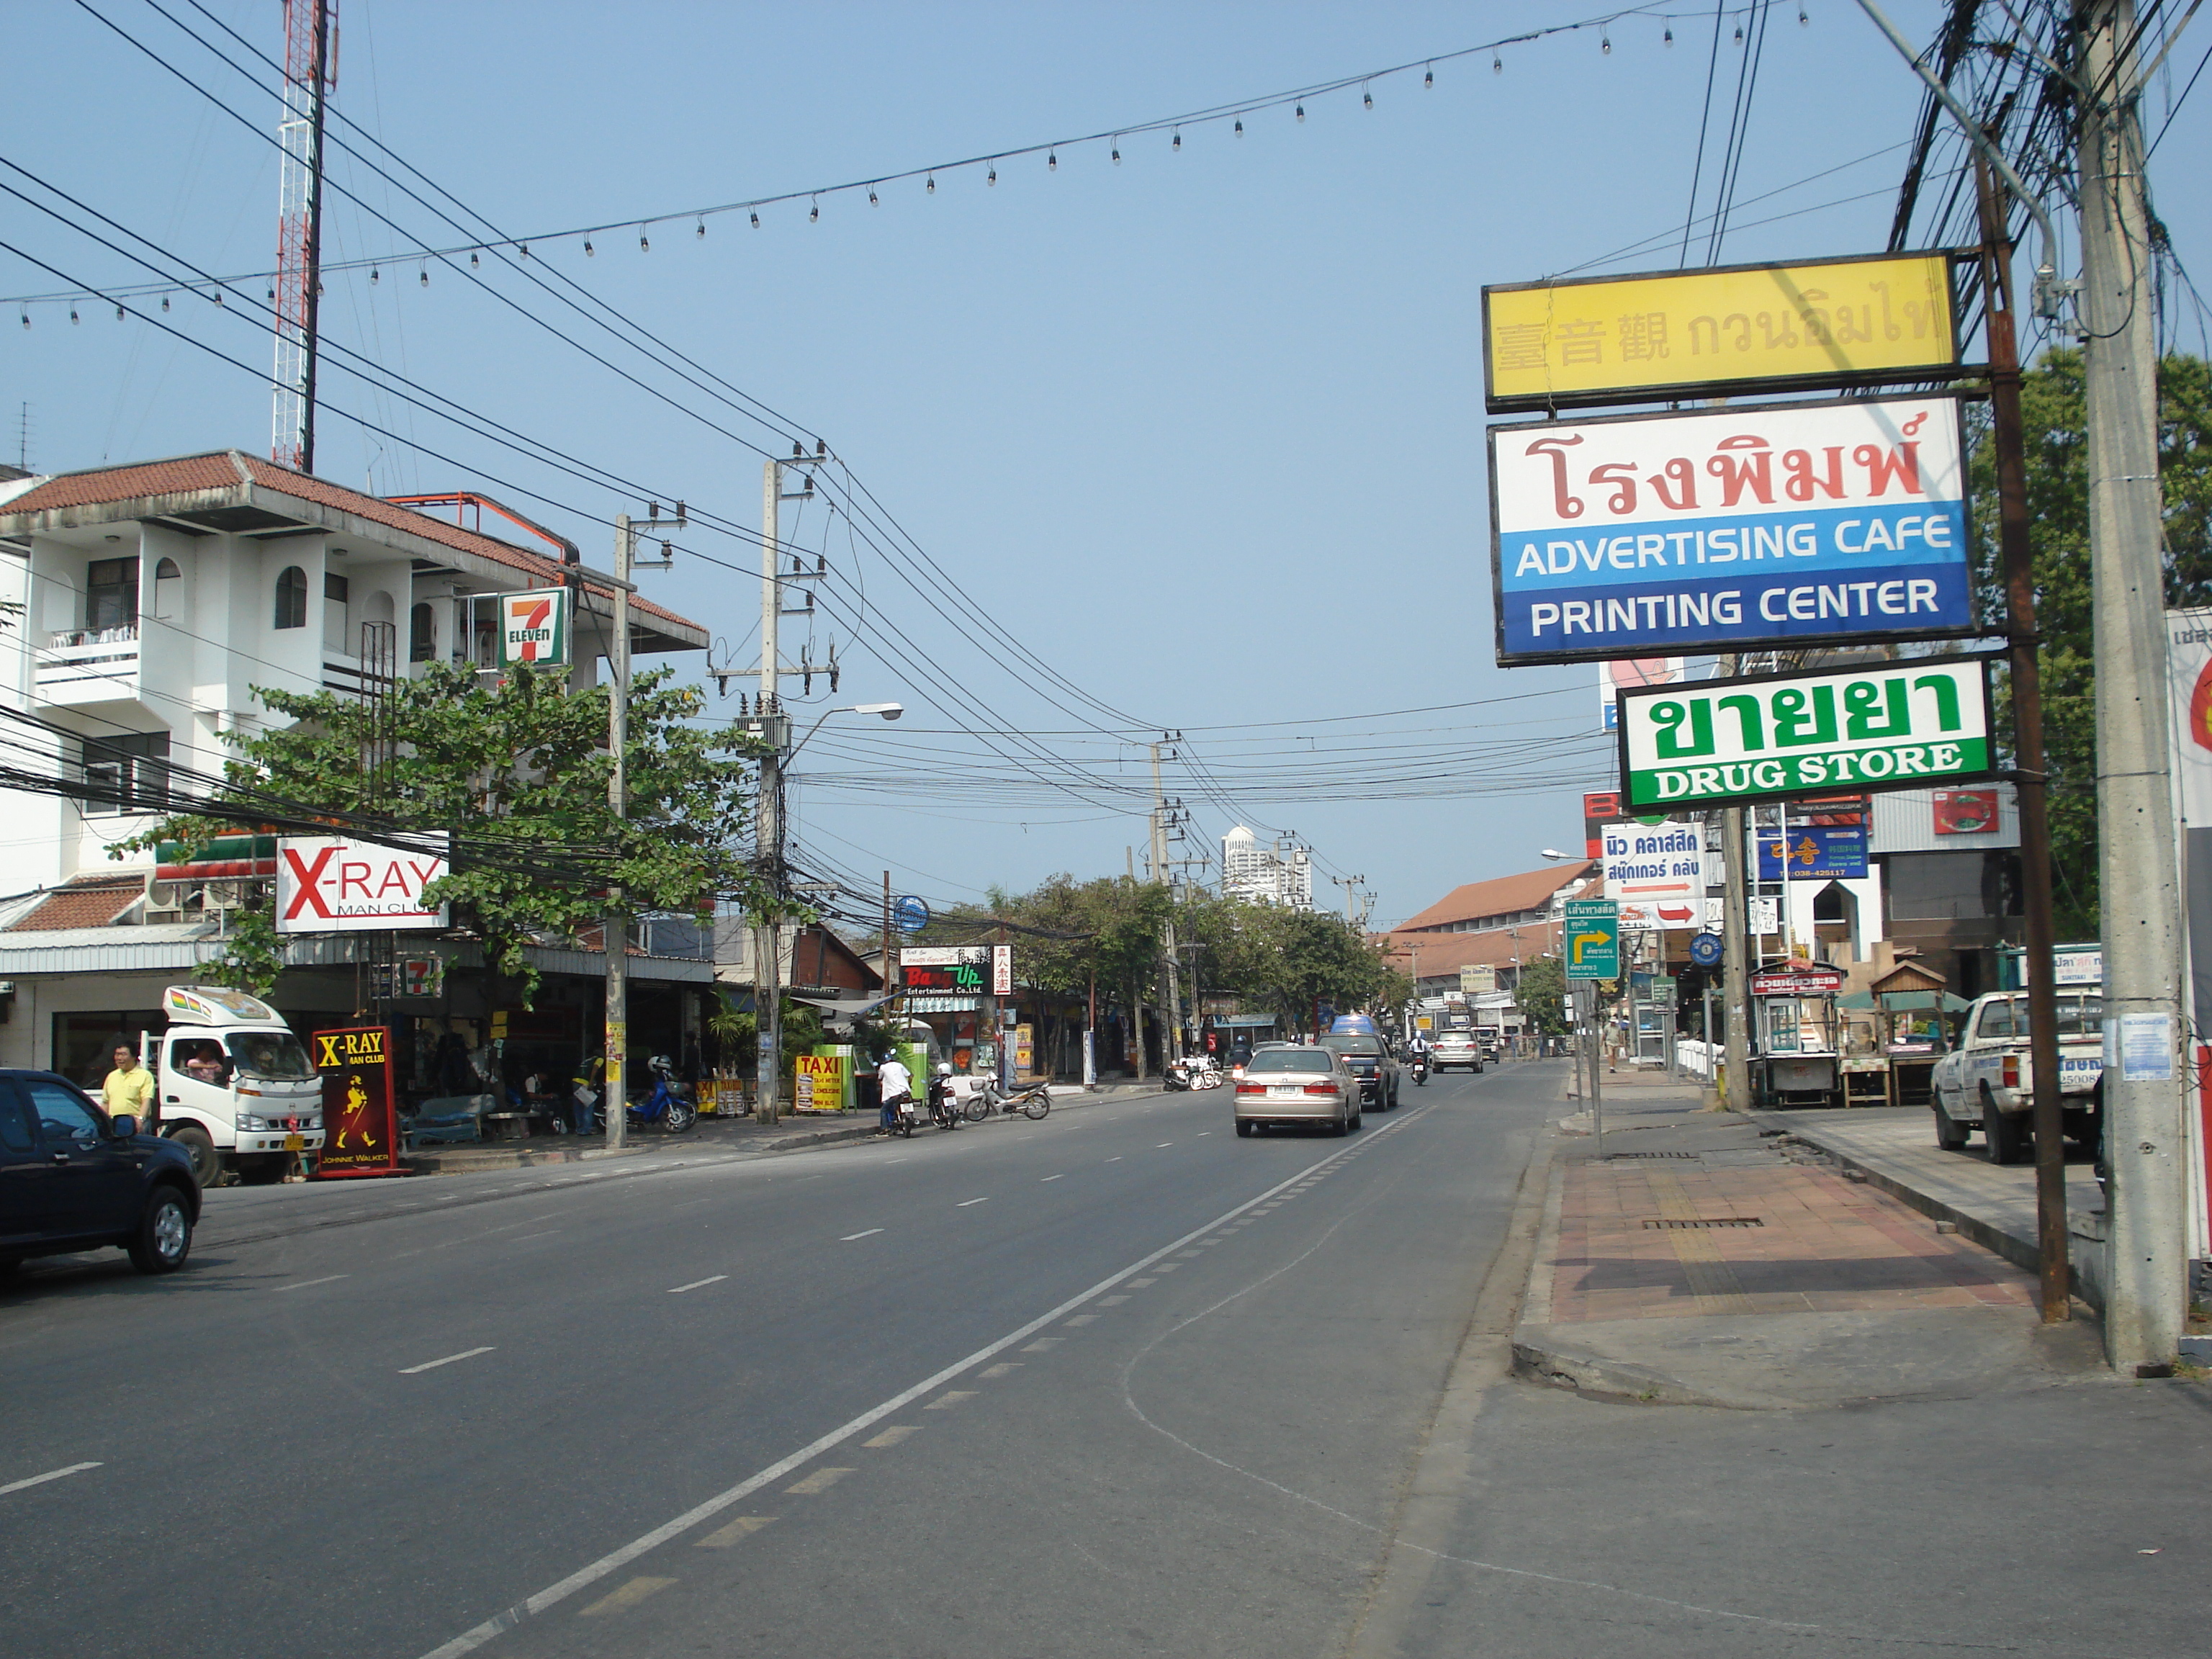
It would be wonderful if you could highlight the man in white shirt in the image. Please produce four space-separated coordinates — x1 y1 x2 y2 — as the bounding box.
876 1053 914 1134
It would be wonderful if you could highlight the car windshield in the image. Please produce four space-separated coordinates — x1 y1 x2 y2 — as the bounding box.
2054 995 2103 1035
1323 1037 1382 1056
227 1031 317 1081
1249 1049 1335 1074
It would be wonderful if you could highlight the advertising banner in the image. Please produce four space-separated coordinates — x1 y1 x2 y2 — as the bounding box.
1481 251 1960 413
1617 659 1995 812
793 1051 848 1113
1563 899 1620 981
1759 826 1870 881
276 835 449 932
1460 965 1497 994
1600 821 1705 904
1489 393 1972 665
1582 791 1621 859
899 946 991 968
1750 968 1845 997
992 944 1014 997
498 588 570 668
311 1025 401 1178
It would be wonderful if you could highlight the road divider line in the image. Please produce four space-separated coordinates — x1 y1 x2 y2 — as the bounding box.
956 1197 989 1208
400 1346 495 1375
1040 1174 1064 1182
924 1391 978 1410
667 1276 727 1295
273 1274 349 1292
840 1228 884 1241
0 1462 100 1497
979 1362 1020 1378
863 1426 920 1448
784 1467 855 1494
412 1103 1436 1659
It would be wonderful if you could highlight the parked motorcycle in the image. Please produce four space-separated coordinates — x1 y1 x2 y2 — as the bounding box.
592 1056 697 1134
1164 1055 1223 1092
928 1064 963 1130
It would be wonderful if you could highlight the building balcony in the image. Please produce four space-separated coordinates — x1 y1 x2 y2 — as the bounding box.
35 626 141 707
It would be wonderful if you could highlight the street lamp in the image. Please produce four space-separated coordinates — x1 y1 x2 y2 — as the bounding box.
755 700 905 1125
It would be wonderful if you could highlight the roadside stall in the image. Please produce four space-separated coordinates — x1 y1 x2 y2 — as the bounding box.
1750 963 1845 1108
1838 960 1969 1107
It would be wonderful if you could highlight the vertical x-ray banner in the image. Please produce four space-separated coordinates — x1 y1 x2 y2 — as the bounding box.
2163 608 2212 1256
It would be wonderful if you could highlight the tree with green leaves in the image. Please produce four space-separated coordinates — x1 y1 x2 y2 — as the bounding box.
122 662 767 1003
1969 349 2212 938
1511 955 1570 1038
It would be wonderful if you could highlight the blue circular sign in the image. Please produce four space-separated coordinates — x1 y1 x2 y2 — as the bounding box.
892 896 930 934
1689 932 1724 968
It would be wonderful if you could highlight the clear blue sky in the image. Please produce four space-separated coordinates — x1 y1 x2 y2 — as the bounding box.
6 1 2208 927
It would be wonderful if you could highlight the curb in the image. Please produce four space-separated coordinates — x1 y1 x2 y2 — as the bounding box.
1509 1330 1766 1409
1747 1110 2103 1310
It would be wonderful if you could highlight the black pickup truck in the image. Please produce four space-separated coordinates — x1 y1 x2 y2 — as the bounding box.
0 1071 201 1278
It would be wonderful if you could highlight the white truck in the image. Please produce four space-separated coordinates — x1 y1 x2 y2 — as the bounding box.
140 985 325 1187
1929 985 2105 1164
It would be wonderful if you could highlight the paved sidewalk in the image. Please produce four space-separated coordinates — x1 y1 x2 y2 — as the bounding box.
1758 1105 2110 1308
1513 1090 2102 1408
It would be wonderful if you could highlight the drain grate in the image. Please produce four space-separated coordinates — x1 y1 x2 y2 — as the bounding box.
1642 1216 1763 1230
1611 1151 1698 1159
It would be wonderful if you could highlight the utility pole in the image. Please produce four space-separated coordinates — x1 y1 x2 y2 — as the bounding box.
1976 152 2072 1322
881 871 894 995
603 513 634 1152
755 458 786 1125
1717 649 1753 1110
2081 0 2185 1373
271 0 333 471
1149 742 1182 1064
600 503 682 1151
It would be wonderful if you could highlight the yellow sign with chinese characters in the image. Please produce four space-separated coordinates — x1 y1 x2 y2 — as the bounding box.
1483 253 1959 413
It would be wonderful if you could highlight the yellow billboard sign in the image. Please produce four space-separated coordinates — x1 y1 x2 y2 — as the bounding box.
1483 252 1960 413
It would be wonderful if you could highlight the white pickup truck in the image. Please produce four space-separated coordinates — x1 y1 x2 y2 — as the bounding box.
141 985 325 1187
1929 987 2105 1164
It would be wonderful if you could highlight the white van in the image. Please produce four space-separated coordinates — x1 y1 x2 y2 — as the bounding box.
145 986 325 1187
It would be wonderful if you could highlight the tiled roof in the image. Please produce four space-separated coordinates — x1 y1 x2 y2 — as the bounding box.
1 451 702 639
1377 922 1563 976
1392 863 1596 934
8 875 145 932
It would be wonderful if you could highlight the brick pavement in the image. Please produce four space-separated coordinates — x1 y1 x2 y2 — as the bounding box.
1546 1151 2037 1323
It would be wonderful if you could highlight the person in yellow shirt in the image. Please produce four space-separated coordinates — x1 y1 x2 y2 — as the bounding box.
101 1043 156 1132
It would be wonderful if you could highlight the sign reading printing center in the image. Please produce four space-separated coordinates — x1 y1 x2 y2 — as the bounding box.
1617 660 1995 813
1481 251 1960 413
275 835 450 932
1488 394 1973 666
498 588 570 668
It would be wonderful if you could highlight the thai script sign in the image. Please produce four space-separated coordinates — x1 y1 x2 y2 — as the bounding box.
1482 252 1959 413
1750 968 1844 997
498 587 570 667
275 835 450 932
1600 822 1706 904
1563 899 1619 981
899 946 991 968
1490 393 1972 665
1760 826 1870 880
1617 660 1995 812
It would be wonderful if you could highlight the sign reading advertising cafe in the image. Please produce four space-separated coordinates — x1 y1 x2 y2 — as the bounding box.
1488 393 1972 665
1614 658 1996 813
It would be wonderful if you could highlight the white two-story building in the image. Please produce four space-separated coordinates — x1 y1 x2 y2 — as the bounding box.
0 449 714 1087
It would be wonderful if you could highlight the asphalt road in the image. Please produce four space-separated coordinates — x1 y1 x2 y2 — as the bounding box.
0 1061 1547 1658
8 1061 2206 1659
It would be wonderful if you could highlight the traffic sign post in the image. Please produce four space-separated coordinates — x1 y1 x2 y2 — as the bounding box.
1563 899 1619 1161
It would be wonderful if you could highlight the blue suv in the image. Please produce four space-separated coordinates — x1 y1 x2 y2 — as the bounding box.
0 1071 202 1279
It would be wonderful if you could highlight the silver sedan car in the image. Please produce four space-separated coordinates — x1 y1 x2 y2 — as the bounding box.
1233 1044 1362 1137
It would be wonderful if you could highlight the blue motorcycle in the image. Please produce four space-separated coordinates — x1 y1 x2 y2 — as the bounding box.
591 1056 697 1134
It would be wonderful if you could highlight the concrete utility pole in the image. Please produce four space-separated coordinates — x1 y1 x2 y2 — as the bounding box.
1717 661 1752 1111
2081 0 2186 1373
1148 742 1182 1064
755 458 786 1125
603 514 635 1151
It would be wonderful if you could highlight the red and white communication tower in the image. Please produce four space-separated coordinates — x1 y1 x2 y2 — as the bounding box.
271 0 336 472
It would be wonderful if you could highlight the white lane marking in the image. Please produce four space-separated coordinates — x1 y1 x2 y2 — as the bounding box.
956 1197 989 1208
1040 1174 1064 1182
410 1111 1426 1659
399 1346 495 1375
512 1231 562 1244
667 1276 727 1295
840 1228 884 1241
0 1462 100 1497
1197 1131 1212 1137
273 1274 349 1292
1156 1142 1174 1148
1105 1156 1123 1163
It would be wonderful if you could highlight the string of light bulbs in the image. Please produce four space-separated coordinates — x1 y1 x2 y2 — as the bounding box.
5 1 1791 311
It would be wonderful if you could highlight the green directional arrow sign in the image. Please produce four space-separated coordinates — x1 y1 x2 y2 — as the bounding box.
1563 899 1620 982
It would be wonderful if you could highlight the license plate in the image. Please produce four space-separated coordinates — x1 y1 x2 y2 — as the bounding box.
284 1133 304 1151
1269 1084 1301 1097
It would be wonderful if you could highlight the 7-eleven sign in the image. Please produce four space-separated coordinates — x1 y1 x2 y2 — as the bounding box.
499 587 570 667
